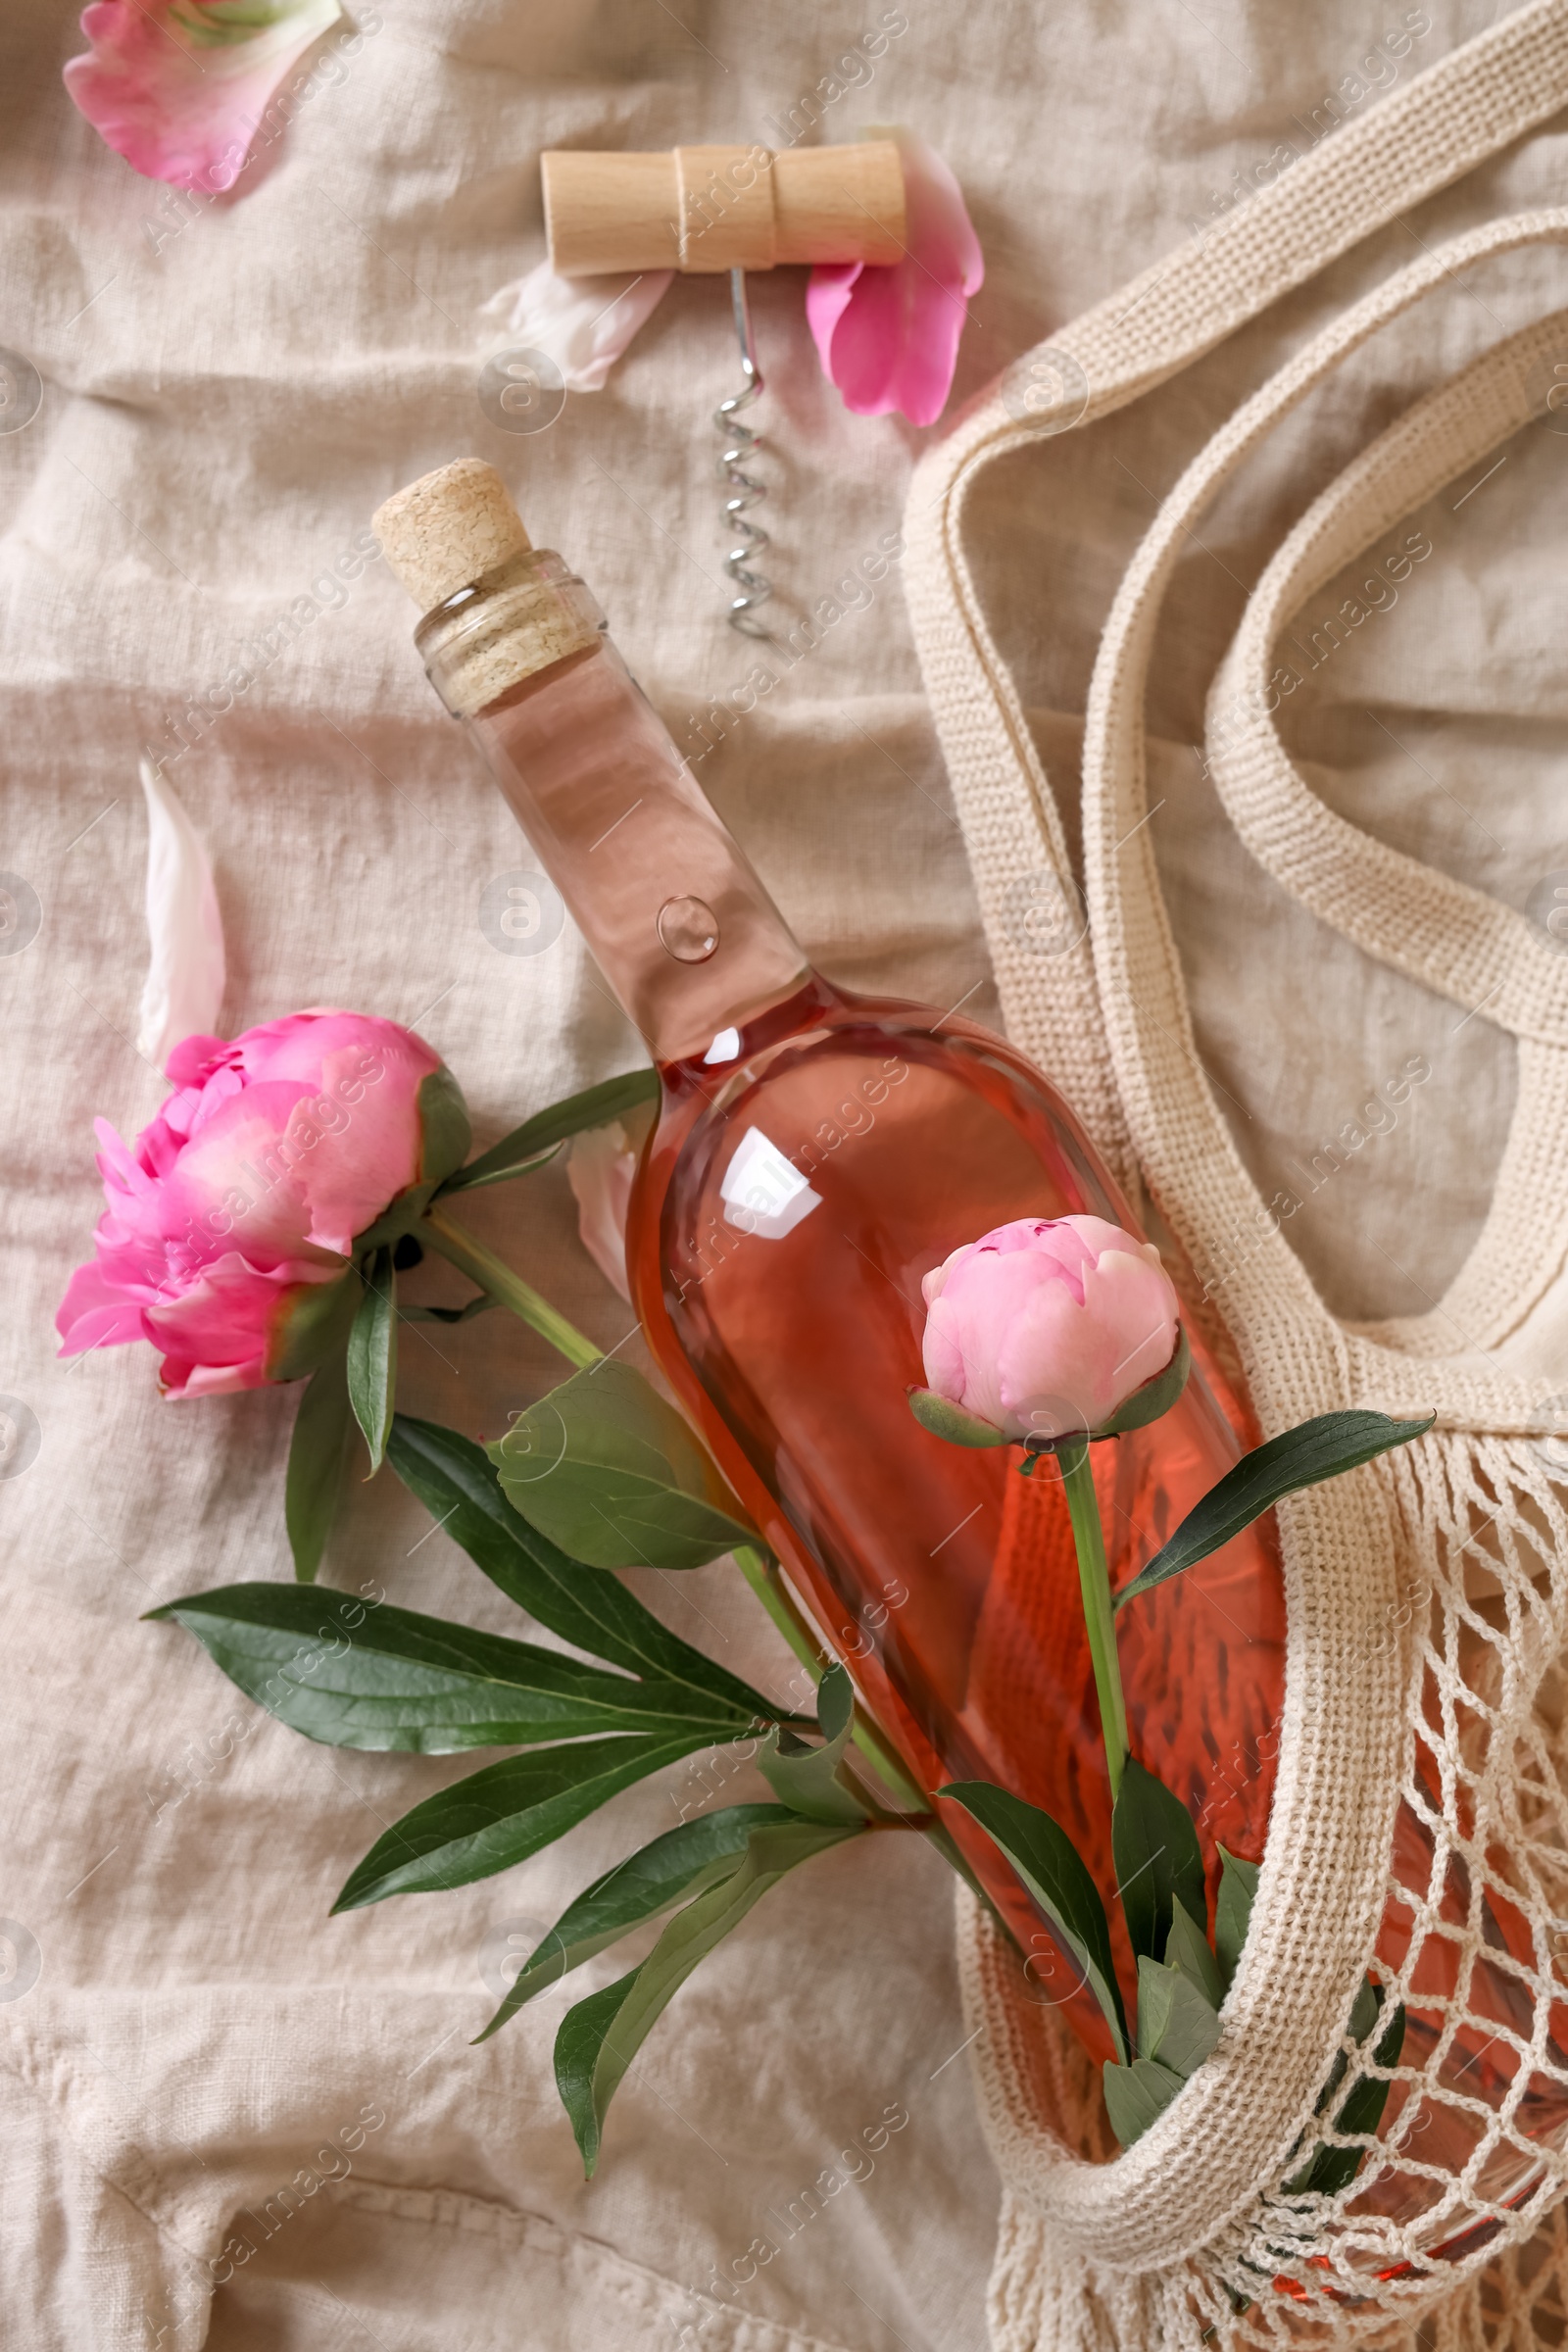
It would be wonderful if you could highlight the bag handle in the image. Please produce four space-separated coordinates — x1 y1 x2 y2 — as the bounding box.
903 0 1568 1189
1078 211 1568 1438
1206 309 1568 1049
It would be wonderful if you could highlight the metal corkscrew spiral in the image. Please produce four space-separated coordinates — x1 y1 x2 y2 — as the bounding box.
714 268 771 636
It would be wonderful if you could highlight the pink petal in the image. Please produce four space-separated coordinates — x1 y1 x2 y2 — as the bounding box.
997 1277 1102 1435
921 1251 1064 1432
807 129 984 428
478 263 675 394
805 263 860 365
63 0 342 195
144 1250 337 1373
136 760 225 1073
918 1298 972 1408
164 1033 230 1086
56 1257 155 1354
1080 1250 1180 1404
154 1080 323 1269
152 1014 437 1260
234 1022 437 1250
163 1355 271 1397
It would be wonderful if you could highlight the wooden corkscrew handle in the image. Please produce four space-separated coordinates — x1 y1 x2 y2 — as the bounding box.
540 140 906 276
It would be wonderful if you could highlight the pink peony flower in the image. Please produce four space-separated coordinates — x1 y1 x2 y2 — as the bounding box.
63 0 342 195
919 1216 1180 1443
57 1011 468 1396
806 127 984 429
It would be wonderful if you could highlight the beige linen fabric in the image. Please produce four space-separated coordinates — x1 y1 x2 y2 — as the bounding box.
2 2 1564 2348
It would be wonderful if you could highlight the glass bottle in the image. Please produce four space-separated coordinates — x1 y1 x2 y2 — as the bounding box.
374 461 1286 2070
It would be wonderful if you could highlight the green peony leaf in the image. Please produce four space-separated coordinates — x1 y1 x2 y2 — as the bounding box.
283 1355 353 1582
386 1416 779 1721
491 1358 756 1571
757 1663 868 1825
144 1583 758 1754
416 1065 472 1186
941 1781 1128 2063
441 1068 660 1196
474 1802 789 2039
1136 1954 1220 2078
1165 1893 1223 2010
346 1246 396 1474
1110 1756 1205 1966
330 1733 713 1911
1102 2053 1187 2147
1215 1847 1260 1992
1115 1409 1434 1611
555 1815 862 2175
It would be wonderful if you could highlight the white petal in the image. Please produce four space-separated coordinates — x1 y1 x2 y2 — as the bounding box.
566 1120 639 1300
136 759 225 1072
478 262 673 394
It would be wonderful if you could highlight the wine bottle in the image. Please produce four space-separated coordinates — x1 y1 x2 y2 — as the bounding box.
373 460 1286 2062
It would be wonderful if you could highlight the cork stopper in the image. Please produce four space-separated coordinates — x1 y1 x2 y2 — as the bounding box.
374 459 603 719
373 458 534 613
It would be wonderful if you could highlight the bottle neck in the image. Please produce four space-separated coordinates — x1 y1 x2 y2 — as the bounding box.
420 569 809 1067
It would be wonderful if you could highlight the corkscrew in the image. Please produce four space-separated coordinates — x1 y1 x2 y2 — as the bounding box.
716 269 770 636
538 140 906 633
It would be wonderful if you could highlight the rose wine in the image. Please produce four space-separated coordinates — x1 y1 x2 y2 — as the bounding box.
627 973 1284 2059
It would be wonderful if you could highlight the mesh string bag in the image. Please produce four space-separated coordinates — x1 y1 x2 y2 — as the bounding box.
902 6 1568 2344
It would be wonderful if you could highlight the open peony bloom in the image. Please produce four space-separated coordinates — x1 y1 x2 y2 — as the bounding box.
57 1012 468 1396
806 127 984 428
63 0 341 194
919 1216 1180 1443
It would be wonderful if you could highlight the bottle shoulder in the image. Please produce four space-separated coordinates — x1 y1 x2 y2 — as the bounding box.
656 976 1080 1136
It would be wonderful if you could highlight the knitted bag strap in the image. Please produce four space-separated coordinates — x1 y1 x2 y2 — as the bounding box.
1206 324 1568 1051
1203 300 1568 1378
903 0 1568 1198
1077 210 1568 1441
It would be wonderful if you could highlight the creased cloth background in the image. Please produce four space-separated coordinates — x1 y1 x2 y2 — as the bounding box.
0 2 1561 2348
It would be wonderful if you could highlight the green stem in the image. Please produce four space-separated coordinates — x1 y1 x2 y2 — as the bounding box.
850 1715 930 1817
420 1206 602 1372
734 1544 931 1816
734 1543 818 1677
1059 1436 1129 1802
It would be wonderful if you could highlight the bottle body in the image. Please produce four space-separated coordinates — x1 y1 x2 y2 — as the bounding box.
626 971 1285 2057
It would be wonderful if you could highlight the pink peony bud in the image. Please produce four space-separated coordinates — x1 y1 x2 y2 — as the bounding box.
919 1215 1180 1443
56 1010 467 1396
